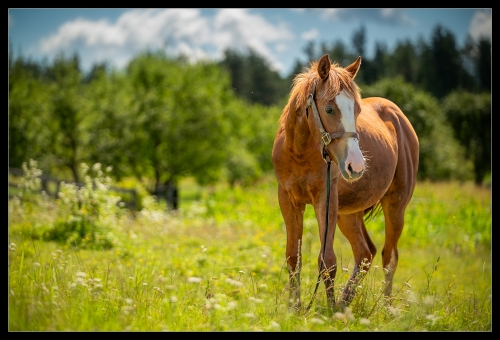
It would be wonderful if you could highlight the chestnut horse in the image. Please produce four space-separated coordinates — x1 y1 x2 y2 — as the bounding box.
272 54 419 311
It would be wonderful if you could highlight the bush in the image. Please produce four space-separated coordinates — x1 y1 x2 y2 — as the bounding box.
12 160 126 250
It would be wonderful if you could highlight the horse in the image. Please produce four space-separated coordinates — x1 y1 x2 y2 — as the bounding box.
271 54 419 312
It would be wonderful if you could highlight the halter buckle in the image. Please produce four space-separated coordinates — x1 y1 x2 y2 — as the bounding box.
321 132 332 145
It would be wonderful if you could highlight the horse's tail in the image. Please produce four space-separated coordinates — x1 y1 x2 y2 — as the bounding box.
363 201 383 223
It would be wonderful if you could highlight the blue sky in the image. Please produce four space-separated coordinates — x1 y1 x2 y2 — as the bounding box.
8 8 492 78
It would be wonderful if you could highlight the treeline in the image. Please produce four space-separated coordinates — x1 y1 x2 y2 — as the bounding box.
8 24 490 208
9 50 280 209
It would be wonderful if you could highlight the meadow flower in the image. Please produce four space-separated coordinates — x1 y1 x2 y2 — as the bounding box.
154 287 165 295
226 301 237 310
268 321 280 330
360 318 371 325
225 278 243 287
310 318 325 325
387 306 402 317
40 283 49 294
423 295 435 306
406 289 418 303
187 276 202 283
344 307 355 321
334 312 346 321
122 305 135 315
75 277 87 287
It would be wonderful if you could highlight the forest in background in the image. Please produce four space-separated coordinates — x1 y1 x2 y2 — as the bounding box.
9 24 491 209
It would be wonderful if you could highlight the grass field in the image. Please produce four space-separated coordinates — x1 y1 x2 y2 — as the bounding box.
8 166 491 331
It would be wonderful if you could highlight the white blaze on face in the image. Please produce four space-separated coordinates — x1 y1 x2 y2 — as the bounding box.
335 90 365 177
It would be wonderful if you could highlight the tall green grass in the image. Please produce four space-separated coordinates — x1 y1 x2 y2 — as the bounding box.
8 162 491 331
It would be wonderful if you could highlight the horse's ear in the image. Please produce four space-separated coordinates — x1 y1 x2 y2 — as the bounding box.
345 56 362 80
317 54 331 81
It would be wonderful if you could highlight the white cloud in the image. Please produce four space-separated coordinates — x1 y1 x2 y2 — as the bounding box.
211 9 294 72
301 28 319 41
316 8 415 26
36 8 294 74
469 9 491 41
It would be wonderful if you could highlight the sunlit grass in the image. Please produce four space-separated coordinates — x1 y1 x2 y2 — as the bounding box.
8 166 491 331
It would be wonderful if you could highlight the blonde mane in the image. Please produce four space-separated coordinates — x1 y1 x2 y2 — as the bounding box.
278 59 362 126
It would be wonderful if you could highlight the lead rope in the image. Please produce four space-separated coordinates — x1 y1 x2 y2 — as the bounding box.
306 148 331 311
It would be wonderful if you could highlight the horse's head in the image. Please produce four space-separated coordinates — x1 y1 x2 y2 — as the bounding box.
307 54 366 182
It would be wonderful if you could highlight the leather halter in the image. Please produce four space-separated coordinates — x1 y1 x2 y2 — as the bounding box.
306 81 359 148
305 79 360 310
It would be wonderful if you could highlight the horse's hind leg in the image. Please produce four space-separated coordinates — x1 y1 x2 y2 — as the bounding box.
278 184 305 311
337 212 377 308
380 193 409 302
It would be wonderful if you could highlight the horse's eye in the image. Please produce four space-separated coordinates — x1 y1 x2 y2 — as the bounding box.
325 106 335 115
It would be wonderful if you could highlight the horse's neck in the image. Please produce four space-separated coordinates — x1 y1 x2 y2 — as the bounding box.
285 105 313 155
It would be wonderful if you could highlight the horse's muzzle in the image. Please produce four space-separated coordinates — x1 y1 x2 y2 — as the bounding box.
339 147 365 181
342 161 365 181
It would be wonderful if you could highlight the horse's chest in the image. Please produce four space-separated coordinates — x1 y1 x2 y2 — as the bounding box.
281 170 324 205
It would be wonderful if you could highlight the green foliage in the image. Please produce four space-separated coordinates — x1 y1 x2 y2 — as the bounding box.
388 39 419 83
225 145 262 188
219 48 289 106
442 91 491 185
416 25 476 99
362 77 474 181
222 100 281 186
125 51 234 190
83 65 134 181
11 160 126 250
8 61 53 171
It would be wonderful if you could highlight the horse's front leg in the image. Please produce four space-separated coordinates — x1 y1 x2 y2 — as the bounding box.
278 185 305 311
313 188 339 311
